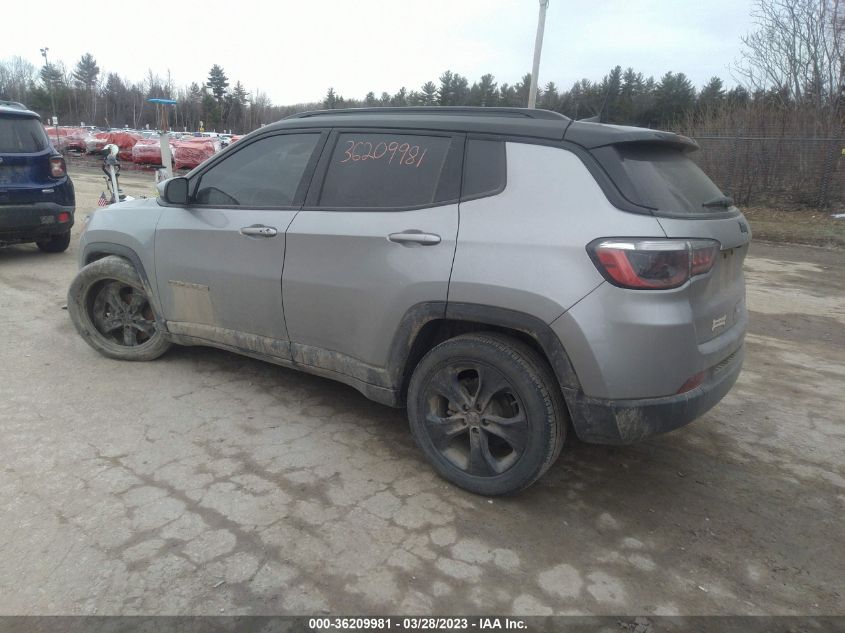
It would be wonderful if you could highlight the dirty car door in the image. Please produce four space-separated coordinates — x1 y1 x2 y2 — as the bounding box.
283 129 463 391
154 131 324 357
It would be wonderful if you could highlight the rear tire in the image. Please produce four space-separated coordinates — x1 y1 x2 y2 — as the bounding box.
67 256 171 361
407 332 566 495
36 231 71 253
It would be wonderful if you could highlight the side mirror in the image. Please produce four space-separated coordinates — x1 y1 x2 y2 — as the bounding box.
158 177 189 205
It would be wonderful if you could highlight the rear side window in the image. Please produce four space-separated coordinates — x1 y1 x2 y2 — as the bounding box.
0 116 48 153
594 144 726 216
194 133 319 207
462 139 506 200
318 133 452 208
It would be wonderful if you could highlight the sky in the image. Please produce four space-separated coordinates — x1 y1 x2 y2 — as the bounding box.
2 0 756 104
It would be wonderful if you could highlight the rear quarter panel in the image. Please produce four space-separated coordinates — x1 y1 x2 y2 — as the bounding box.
449 142 667 324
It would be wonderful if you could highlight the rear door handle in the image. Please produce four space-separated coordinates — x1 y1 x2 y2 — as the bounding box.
388 230 441 246
240 225 278 237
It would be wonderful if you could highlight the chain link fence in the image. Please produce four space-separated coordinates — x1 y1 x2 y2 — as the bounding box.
690 135 844 209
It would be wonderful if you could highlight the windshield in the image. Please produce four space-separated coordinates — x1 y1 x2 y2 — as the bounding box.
0 116 49 153
595 143 728 216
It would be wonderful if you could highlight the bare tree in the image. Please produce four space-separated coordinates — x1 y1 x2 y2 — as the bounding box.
0 56 37 102
733 0 845 118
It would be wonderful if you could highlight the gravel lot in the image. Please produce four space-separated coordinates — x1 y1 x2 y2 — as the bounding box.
0 160 843 615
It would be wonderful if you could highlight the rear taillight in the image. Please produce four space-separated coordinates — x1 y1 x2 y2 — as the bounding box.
49 156 66 178
588 238 720 290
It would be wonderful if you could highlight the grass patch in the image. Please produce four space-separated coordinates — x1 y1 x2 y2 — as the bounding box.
742 206 845 248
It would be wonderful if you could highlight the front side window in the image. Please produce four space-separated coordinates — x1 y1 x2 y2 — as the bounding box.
318 133 452 208
0 116 48 153
194 133 319 207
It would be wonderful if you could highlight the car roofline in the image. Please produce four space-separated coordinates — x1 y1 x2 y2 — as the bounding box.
261 107 572 141
0 100 41 118
269 107 696 150
285 106 569 121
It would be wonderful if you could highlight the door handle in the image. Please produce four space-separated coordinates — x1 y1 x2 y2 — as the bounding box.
388 230 441 246
240 225 278 237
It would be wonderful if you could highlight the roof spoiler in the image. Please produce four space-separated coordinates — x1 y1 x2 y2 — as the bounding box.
0 100 39 118
564 121 699 152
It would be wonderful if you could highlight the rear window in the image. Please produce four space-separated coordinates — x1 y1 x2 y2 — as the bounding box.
594 144 726 216
318 133 453 208
0 116 48 153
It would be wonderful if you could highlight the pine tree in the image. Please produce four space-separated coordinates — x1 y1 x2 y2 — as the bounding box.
207 65 229 102
438 71 455 105
726 85 750 106
72 53 99 90
698 76 726 111
471 74 498 106
452 74 469 105
391 87 408 107
202 90 220 131
599 66 623 122
654 72 696 126
226 81 248 132
40 63 64 87
420 81 437 105
541 81 559 110
230 81 247 105
324 87 338 109
499 83 517 106
619 67 643 123
514 74 532 107
72 53 99 123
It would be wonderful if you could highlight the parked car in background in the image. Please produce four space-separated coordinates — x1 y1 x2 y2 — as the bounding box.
0 100 75 252
67 107 750 495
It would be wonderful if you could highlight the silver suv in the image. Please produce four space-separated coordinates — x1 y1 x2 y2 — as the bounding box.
68 107 749 495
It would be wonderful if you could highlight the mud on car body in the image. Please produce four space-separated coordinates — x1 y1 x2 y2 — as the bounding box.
69 107 750 495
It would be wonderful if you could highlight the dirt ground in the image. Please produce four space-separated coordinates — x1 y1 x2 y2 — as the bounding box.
0 159 843 616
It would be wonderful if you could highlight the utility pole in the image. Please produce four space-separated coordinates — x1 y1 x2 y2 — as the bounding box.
527 0 549 109
40 47 59 131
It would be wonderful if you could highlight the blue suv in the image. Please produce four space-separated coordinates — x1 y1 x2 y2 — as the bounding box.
0 100 75 252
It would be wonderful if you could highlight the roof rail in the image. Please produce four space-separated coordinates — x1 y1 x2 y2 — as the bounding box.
286 106 568 121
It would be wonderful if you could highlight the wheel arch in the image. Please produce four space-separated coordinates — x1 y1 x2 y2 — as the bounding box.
80 242 166 329
389 302 582 404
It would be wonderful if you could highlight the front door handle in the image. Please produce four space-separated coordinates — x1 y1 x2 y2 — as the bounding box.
388 230 441 246
240 225 278 237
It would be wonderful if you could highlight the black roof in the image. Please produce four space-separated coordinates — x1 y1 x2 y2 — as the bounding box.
0 100 39 118
269 107 696 150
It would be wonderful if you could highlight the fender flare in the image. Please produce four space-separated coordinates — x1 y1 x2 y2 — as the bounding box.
80 242 166 329
385 301 582 395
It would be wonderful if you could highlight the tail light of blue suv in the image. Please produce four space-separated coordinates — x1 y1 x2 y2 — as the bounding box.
587 238 720 290
49 156 66 178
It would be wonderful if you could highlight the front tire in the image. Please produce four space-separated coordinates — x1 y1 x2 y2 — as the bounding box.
407 332 566 495
67 255 171 361
36 231 71 253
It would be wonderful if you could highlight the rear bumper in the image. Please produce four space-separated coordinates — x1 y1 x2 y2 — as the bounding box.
0 202 75 244
566 344 744 444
